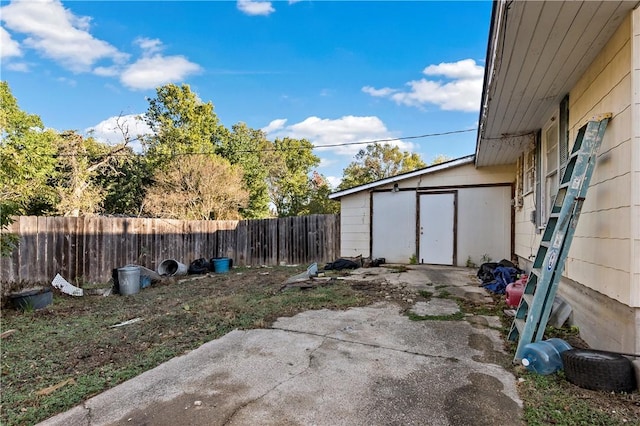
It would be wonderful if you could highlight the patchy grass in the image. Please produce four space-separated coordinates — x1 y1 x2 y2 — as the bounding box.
437 290 452 298
518 370 640 425
418 290 433 299
384 265 409 273
2 267 639 426
407 311 465 321
0 266 376 426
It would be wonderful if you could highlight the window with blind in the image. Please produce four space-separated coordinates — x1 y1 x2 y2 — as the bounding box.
537 95 569 228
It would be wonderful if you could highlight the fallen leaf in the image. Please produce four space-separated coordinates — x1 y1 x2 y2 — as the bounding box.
36 378 75 396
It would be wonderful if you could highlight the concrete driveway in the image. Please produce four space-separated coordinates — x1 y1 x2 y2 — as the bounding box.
38 266 523 426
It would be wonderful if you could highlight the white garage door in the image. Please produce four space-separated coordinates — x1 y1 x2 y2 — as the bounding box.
372 191 416 263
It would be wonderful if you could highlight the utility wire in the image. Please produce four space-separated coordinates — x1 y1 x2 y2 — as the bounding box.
42 127 478 157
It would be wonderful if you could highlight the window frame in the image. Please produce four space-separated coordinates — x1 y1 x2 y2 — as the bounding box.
540 113 560 227
536 94 569 230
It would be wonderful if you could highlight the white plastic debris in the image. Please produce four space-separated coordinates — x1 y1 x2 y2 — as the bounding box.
109 318 142 328
51 274 84 296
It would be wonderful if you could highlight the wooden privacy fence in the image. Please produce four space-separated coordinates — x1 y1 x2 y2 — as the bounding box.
0 214 340 287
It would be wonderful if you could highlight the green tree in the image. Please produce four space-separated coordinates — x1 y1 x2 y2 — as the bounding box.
302 172 340 215
143 83 221 169
339 143 426 190
431 154 452 165
267 137 320 217
51 130 138 217
216 123 271 218
0 81 58 253
0 81 58 212
94 149 149 216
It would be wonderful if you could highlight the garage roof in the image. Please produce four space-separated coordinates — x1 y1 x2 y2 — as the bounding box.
328 154 475 200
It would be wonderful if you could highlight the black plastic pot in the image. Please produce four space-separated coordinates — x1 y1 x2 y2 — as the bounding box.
9 287 53 310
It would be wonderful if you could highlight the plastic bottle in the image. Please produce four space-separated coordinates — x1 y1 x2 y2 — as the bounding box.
520 338 572 375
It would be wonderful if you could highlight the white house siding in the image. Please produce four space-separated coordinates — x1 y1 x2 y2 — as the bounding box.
398 163 515 188
456 186 512 267
339 192 371 258
566 13 633 304
631 6 640 332
337 163 515 264
514 12 639 353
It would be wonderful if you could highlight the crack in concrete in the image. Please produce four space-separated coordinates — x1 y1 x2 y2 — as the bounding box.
83 401 92 426
221 336 328 426
269 326 460 362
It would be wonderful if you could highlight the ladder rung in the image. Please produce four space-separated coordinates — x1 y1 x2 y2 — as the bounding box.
522 294 534 307
540 241 550 248
548 213 560 219
514 318 525 333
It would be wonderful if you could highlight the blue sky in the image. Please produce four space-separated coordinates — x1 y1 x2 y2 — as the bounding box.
0 0 492 187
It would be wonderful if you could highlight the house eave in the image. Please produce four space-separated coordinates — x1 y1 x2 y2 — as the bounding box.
475 0 640 167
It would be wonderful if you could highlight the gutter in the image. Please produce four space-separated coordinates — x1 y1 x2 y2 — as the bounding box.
475 0 508 166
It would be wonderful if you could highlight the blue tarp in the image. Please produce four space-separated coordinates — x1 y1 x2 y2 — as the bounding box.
482 266 519 295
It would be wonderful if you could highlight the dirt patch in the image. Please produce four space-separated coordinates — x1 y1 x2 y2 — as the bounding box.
1 265 639 425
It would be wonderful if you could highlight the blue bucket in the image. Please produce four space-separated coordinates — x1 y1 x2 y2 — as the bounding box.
212 257 231 274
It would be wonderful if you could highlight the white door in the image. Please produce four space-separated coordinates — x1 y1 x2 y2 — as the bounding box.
419 193 455 265
372 191 416 263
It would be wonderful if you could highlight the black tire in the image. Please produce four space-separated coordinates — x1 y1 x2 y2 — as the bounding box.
562 349 637 393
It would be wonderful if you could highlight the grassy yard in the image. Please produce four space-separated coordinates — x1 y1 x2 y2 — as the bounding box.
1 265 638 425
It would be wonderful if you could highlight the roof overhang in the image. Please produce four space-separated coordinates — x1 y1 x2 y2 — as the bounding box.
475 0 639 167
328 155 475 200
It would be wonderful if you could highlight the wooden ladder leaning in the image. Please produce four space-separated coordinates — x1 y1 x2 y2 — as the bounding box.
508 113 612 362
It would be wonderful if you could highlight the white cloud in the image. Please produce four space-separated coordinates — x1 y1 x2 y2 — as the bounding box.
135 37 163 55
237 0 275 16
86 114 153 153
0 0 128 72
263 115 412 156
6 62 29 72
0 1 201 92
120 55 202 90
423 59 484 79
116 38 201 89
93 65 120 77
261 118 287 134
362 86 396 97
0 26 22 58
362 59 484 112
325 176 342 189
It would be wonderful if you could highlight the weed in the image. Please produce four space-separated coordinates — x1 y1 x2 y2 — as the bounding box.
409 254 417 265
418 290 432 299
438 290 451 298
465 256 477 268
384 265 408 273
518 371 627 425
481 253 492 263
407 311 465 321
